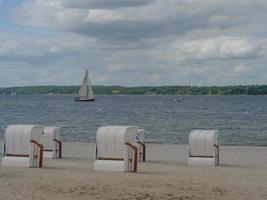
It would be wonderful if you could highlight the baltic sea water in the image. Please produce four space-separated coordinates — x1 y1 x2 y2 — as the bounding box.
0 95 266 145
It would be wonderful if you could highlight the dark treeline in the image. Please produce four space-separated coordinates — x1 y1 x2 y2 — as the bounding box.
0 85 267 95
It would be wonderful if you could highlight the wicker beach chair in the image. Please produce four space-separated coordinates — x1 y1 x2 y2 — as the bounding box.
40 127 62 159
188 130 219 166
94 126 139 172
1 124 44 168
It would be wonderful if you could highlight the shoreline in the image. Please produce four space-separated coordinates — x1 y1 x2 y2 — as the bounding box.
1 94 267 96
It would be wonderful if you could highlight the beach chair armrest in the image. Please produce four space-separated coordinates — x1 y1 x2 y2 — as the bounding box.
125 143 138 172
53 139 62 158
30 140 43 167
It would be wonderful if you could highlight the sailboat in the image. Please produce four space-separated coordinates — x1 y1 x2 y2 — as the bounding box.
74 69 95 102
11 90 16 96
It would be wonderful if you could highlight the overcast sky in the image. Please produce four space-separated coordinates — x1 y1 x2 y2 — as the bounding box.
0 0 267 87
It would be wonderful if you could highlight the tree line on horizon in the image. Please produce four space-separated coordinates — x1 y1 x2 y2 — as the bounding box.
0 85 267 95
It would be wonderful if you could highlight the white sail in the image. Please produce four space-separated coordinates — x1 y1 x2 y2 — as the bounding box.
87 73 94 99
78 69 94 100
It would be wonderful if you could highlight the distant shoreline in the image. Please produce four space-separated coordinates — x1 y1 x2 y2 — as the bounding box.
0 85 267 95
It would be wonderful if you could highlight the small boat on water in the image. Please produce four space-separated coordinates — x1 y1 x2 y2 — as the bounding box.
74 69 95 102
11 90 16 96
174 98 183 102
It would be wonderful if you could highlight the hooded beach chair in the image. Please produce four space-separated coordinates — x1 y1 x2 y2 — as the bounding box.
94 126 139 172
40 127 62 159
136 129 146 162
1 124 44 168
188 130 219 166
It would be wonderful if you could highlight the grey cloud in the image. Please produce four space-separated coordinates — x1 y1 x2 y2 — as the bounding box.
60 0 154 9
62 17 212 43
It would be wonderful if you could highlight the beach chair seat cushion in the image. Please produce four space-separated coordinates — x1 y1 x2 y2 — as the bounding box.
1 157 30 167
188 157 217 166
94 160 125 171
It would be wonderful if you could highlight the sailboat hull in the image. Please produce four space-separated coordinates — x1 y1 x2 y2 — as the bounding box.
74 97 95 101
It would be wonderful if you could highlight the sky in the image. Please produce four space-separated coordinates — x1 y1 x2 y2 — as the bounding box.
0 0 267 87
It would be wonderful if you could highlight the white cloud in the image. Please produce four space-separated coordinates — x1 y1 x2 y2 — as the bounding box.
84 10 125 23
12 0 62 28
173 37 265 60
234 64 251 73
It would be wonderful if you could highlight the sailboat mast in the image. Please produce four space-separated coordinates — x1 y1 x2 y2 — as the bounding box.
85 69 89 97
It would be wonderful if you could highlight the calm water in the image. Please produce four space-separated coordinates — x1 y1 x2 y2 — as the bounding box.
0 95 266 146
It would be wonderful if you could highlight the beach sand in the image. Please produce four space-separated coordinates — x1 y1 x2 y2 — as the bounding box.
1 142 267 200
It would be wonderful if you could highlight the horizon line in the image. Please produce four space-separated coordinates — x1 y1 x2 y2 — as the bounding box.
1 84 267 88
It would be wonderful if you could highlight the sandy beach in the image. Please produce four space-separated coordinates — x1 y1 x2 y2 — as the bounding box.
1 142 267 200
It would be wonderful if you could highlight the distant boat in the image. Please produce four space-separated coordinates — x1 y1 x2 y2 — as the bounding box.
11 90 16 96
74 69 95 102
174 97 184 102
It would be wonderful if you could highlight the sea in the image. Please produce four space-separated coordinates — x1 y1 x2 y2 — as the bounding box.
0 95 266 146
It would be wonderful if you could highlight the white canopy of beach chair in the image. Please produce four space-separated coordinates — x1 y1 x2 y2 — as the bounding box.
1 124 44 168
94 126 139 172
136 129 146 162
188 130 219 166
40 127 62 159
